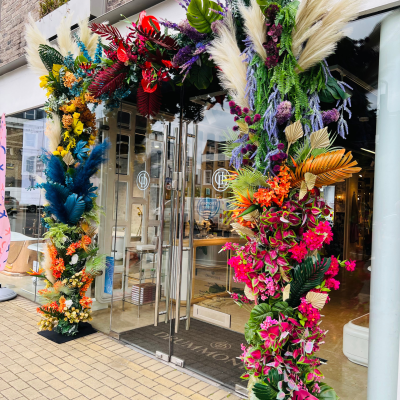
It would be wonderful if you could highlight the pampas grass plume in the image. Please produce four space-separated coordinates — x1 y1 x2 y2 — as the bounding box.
45 113 61 153
25 14 49 76
294 0 362 72
57 14 79 57
239 0 267 61
208 12 250 110
78 18 99 58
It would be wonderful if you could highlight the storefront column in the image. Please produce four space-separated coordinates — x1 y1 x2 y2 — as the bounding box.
368 9 400 400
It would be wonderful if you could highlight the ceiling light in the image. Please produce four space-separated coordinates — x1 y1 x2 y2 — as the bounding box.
361 148 375 154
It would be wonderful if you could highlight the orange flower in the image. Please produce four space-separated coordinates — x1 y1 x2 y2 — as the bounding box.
58 296 66 312
51 258 65 279
79 296 93 309
66 242 80 255
27 267 44 276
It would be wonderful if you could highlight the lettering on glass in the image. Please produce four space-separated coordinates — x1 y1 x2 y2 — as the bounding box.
136 171 150 191
212 168 229 192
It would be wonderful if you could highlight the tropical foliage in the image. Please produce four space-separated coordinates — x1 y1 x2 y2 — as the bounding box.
26 1 362 398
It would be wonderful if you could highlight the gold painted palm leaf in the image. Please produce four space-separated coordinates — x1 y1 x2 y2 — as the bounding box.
290 149 361 187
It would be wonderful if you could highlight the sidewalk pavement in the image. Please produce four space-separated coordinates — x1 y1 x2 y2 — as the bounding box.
0 296 243 400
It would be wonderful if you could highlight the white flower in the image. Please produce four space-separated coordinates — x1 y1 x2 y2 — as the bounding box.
65 300 73 309
71 254 79 265
62 236 67 243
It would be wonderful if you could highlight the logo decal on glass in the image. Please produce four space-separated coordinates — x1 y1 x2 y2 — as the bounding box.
212 168 229 192
137 171 150 191
197 198 220 219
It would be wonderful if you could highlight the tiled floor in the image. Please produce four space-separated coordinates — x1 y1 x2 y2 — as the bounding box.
0 296 242 400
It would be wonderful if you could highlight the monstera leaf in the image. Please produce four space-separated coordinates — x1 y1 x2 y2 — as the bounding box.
187 0 223 33
288 255 331 307
289 149 361 188
315 383 339 400
64 194 86 225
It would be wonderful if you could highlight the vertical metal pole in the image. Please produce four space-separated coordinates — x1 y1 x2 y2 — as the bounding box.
367 10 400 400
186 124 198 329
175 122 188 333
165 127 180 322
154 124 169 326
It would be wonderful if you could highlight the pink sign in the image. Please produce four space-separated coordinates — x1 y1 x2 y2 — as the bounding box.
0 114 10 271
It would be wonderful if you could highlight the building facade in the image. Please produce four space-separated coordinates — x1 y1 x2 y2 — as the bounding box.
1 0 400 399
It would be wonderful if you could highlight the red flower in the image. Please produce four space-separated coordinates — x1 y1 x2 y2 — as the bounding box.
162 60 173 68
138 10 160 33
117 41 129 63
141 78 158 93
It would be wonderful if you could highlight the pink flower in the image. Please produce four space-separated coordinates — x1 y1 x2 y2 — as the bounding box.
289 242 308 263
315 221 333 244
325 256 339 277
345 260 356 272
303 230 324 251
325 278 340 290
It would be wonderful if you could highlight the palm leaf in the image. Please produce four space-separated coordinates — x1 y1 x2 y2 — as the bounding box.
220 129 241 158
38 45 64 71
253 382 278 400
137 85 162 118
134 26 179 50
294 133 341 164
90 23 123 42
288 255 331 308
88 62 128 97
229 167 268 197
290 149 361 188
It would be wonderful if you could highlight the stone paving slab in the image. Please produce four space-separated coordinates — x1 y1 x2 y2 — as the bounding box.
0 296 244 400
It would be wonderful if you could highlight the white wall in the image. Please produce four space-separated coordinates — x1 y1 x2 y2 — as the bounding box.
0 65 46 115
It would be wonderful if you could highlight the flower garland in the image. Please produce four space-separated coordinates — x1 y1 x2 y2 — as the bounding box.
26 4 363 397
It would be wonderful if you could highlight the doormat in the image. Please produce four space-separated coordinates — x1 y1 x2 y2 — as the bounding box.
38 322 97 344
120 318 246 389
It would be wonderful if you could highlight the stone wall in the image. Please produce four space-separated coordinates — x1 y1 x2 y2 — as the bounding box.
0 0 130 68
0 0 41 67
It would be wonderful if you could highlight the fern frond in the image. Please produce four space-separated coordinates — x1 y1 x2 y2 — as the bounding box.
38 45 64 71
229 167 268 197
290 149 361 187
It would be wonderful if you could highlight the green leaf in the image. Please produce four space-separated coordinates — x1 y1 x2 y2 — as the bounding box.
250 303 273 326
253 382 278 400
237 204 259 218
244 321 258 343
288 255 331 307
319 76 350 103
315 383 340 400
74 55 89 69
186 0 223 33
38 44 64 72
271 301 294 318
186 62 213 90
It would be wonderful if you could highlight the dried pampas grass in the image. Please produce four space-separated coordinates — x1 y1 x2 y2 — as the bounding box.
208 12 250 109
78 18 99 58
239 0 267 61
293 0 362 73
45 113 61 153
25 15 49 76
57 14 79 57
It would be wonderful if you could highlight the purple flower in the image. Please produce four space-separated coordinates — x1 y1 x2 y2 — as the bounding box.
244 115 252 124
273 165 281 173
235 106 242 113
242 158 249 166
277 143 285 151
233 125 239 131
322 108 340 126
172 45 192 67
178 20 206 42
253 114 261 123
265 4 279 21
237 111 242 116
278 152 287 160
229 101 236 108
234 116 239 121
241 147 248 154
267 24 283 40
275 101 292 125
243 107 249 114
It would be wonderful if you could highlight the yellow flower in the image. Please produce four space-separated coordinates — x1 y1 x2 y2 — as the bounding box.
46 86 54 98
73 112 80 119
72 119 84 136
52 64 62 79
65 104 76 113
53 150 60 156
39 75 49 88
61 150 68 157
66 138 76 151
